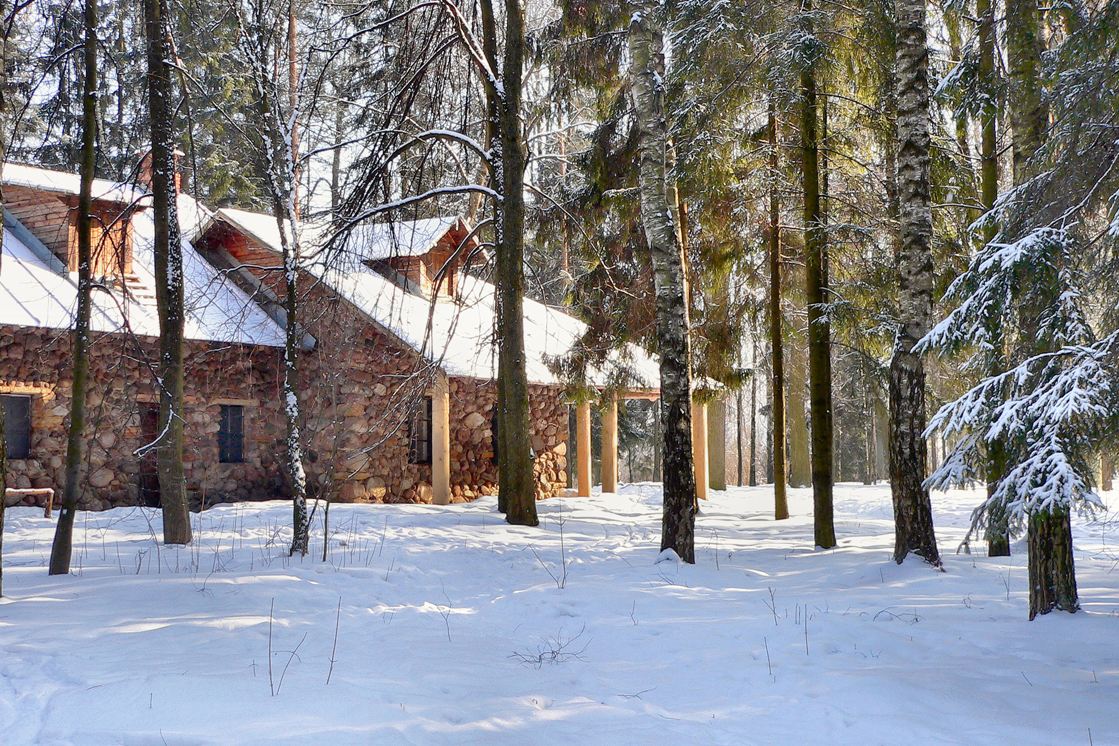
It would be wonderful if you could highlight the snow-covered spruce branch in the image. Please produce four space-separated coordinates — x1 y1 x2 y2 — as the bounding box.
924 333 1119 530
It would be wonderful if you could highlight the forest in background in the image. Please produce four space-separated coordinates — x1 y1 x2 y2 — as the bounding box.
0 0 1117 620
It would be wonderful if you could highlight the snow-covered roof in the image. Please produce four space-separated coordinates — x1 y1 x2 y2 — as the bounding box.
0 168 286 347
211 208 462 262
2 162 147 206
208 208 659 388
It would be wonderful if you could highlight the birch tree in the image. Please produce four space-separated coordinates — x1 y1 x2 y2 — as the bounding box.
628 0 696 563
234 0 311 555
888 0 941 567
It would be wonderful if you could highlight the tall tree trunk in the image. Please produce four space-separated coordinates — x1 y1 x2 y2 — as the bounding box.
1102 453 1114 492
736 384 744 486
287 0 300 217
976 0 1010 558
481 0 537 526
768 99 789 518
0 0 9 595
144 0 191 545
247 9 311 556
330 91 343 218
863 383 874 484
281 234 309 556
800 0 835 548
1028 508 1078 618
1006 0 1075 617
628 0 696 562
787 325 811 486
889 0 941 567
749 359 758 487
1006 0 1047 185
49 0 98 575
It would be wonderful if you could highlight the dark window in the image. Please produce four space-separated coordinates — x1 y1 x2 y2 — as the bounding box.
408 396 433 465
218 405 245 464
2 395 31 460
138 403 161 507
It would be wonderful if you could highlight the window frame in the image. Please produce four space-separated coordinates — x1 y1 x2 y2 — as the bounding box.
218 404 245 464
2 394 32 460
408 396 433 465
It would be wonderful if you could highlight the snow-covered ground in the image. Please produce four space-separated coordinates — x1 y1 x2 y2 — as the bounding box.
1 484 1116 744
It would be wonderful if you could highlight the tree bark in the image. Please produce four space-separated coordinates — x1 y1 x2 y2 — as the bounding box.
769 98 789 518
0 0 8 595
889 0 941 567
49 0 97 575
800 0 835 548
749 359 758 487
628 1 696 562
1006 0 1047 186
481 0 537 527
976 0 1010 558
144 0 191 545
1006 0 1075 617
787 327 811 487
1028 508 1078 618
245 6 311 556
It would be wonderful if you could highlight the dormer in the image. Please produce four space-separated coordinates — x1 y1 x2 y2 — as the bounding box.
197 210 482 302
357 217 480 299
2 163 146 280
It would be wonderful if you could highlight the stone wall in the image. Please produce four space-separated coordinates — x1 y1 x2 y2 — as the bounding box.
0 324 287 510
447 378 569 503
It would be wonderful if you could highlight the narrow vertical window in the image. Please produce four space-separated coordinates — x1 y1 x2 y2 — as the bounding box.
2 395 31 459
408 396 433 465
218 404 244 464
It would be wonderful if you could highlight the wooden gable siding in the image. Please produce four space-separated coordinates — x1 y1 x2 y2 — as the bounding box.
6 184 134 277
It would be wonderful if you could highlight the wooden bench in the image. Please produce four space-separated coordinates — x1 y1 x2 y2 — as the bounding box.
3 488 55 518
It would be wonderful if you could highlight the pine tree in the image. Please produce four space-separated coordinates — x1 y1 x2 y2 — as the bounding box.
144 0 191 545
768 97 789 520
798 0 836 549
49 0 98 575
0 0 10 596
479 0 538 527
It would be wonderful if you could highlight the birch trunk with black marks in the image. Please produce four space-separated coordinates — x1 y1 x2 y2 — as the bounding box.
478 0 537 527
800 0 834 548
628 0 696 563
145 0 191 545
769 100 788 519
49 0 97 574
245 11 310 556
889 0 941 567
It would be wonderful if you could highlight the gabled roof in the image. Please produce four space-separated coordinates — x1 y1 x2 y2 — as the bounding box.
209 209 465 262
2 162 147 206
205 208 659 389
0 165 286 347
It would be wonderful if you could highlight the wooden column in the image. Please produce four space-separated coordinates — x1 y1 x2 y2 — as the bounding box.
432 374 451 505
707 395 727 491
601 396 618 493
692 398 709 500
576 401 592 497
